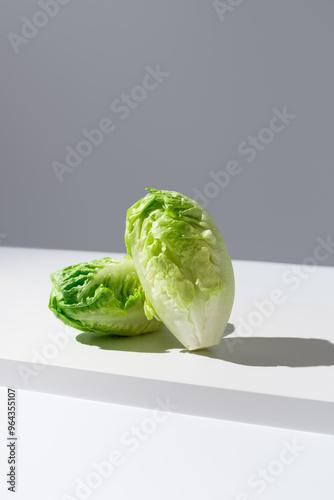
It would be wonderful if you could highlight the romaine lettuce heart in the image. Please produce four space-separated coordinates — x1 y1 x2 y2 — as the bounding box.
125 188 235 350
49 255 163 335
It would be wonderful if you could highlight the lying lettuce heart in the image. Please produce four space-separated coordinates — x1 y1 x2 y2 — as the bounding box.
125 188 235 350
49 255 163 335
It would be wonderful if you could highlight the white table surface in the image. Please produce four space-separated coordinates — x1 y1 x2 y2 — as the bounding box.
0 386 333 500
0 247 334 433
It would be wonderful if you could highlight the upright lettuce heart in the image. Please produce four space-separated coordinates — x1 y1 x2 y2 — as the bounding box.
49 255 163 335
125 188 235 350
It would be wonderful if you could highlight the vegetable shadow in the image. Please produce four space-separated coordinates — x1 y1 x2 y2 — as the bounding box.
76 326 183 353
76 324 334 367
194 336 334 367
76 323 235 354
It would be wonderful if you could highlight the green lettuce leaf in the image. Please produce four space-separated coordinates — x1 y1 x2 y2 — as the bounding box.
125 188 235 350
49 255 163 335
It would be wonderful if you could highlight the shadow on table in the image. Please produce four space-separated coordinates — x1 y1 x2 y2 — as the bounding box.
76 326 183 354
194 336 334 367
76 323 334 367
76 323 235 354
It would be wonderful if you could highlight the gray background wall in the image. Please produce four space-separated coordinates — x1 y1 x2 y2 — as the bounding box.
1 0 333 266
